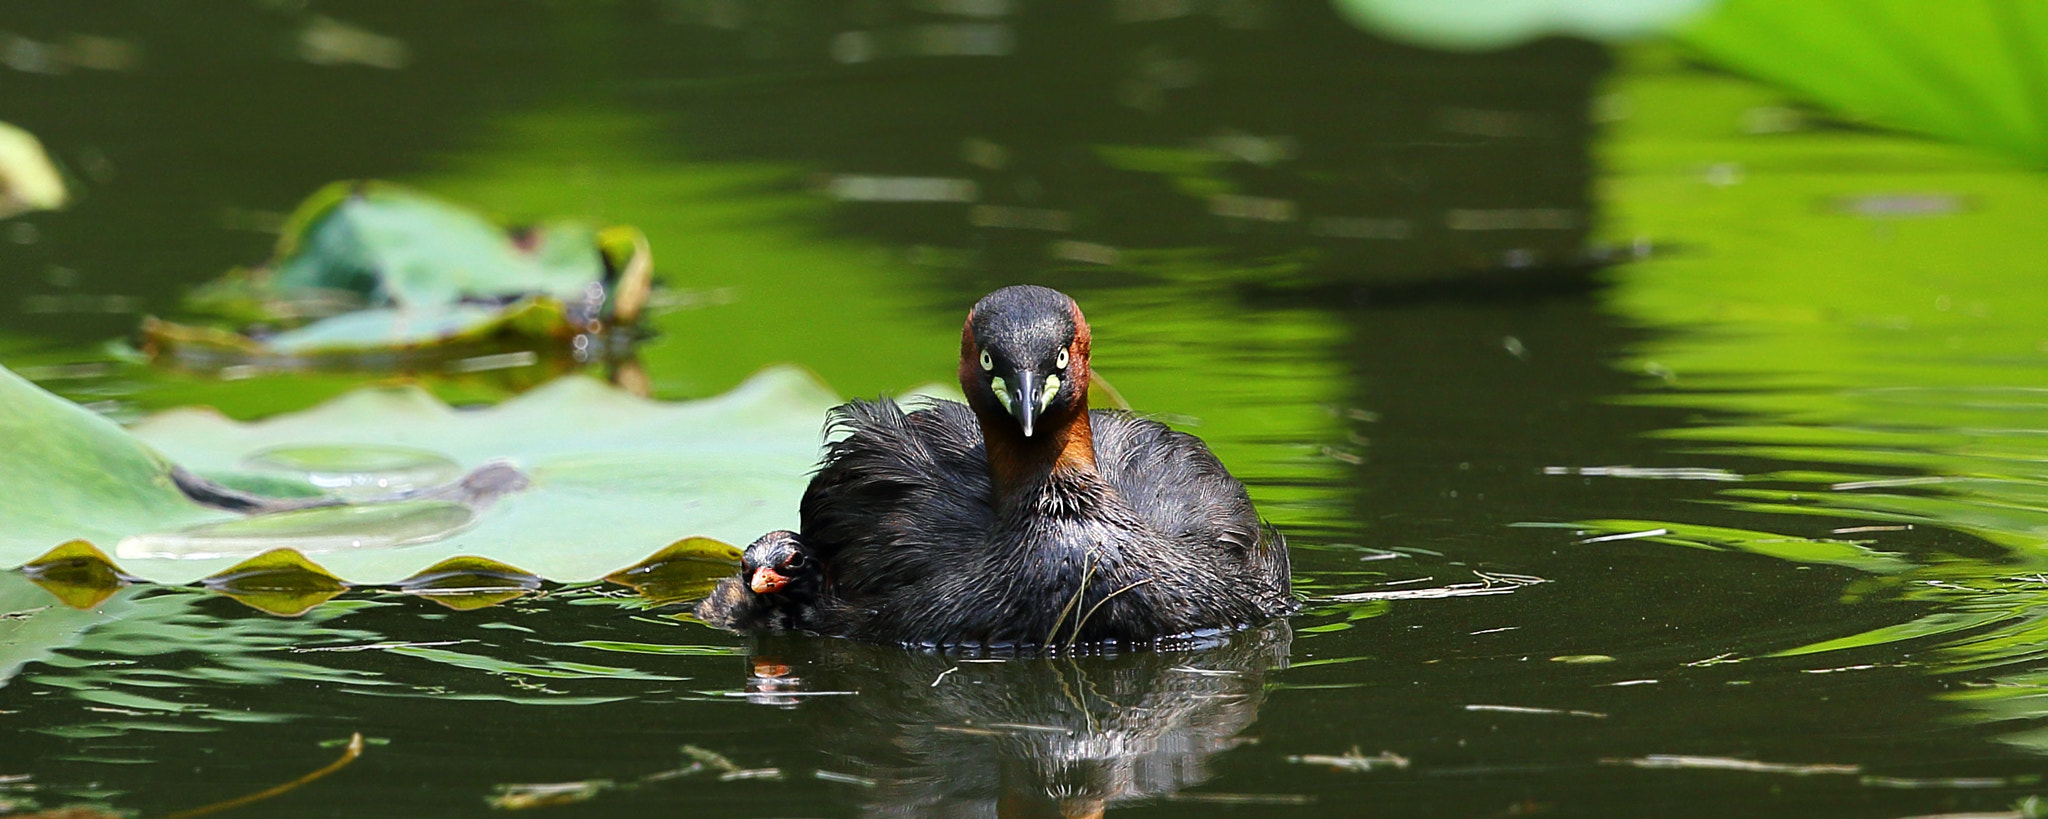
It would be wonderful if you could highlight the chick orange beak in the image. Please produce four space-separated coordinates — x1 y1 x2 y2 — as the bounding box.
750 566 790 594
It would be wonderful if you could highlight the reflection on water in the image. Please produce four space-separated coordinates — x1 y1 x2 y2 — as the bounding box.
746 625 1291 816
1592 50 2048 753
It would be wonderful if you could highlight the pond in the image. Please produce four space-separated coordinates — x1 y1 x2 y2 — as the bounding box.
5 3 2048 817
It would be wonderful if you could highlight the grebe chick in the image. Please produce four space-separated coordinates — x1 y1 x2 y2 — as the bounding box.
695 530 823 632
730 285 1295 648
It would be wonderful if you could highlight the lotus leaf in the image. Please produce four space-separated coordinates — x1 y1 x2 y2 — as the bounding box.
0 365 230 551
0 362 837 586
1679 0 2048 168
1332 0 1714 51
141 181 652 371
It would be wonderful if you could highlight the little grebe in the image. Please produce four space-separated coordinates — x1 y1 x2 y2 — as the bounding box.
694 530 822 632
702 285 1296 647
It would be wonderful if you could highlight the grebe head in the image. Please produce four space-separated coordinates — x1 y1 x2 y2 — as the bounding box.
959 285 1092 438
741 530 813 595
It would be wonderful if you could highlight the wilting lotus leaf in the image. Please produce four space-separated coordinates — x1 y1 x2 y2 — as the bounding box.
0 362 836 586
140 181 653 371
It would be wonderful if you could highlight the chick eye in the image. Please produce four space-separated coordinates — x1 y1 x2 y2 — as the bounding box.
1055 348 1069 370
979 350 994 371
783 553 808 571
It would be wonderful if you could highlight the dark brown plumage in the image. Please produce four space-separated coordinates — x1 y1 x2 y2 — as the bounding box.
699 285 1296 648
695 530 823 632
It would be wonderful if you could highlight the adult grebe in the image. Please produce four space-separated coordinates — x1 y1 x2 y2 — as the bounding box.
698 285 1295 648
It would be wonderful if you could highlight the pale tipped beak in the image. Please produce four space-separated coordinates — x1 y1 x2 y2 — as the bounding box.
1011 370 1040 437
750 566 790 594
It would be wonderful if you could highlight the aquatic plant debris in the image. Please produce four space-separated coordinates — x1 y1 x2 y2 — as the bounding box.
1285 746 1411 772
485 744 783 809
1325 570 1546 602
487 780 614 810
1466 704 1608 719
1602 755 1862 776
1543 465 1744 481
0 362 837 587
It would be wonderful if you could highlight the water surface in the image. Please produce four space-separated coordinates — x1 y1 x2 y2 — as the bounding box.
4 4 2048 817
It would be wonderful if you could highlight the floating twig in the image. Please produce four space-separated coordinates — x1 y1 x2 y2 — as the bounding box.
161 733 365 819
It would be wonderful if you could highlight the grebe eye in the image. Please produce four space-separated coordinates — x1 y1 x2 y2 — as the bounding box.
783 552 807 571
1055 349 1069 370
979 350 994 371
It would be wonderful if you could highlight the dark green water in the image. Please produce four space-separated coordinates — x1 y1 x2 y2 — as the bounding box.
7 3 2048 817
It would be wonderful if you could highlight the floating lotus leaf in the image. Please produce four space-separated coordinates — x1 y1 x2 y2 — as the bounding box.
266 181 602 309
198 548 351 617
21 541 129 610
396 555 544 610
140 181 653 372
604 536 746 605
0 365 231 551
0 362 837 587
1333 0 1714 51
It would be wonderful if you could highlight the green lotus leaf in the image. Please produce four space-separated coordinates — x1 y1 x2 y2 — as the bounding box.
267 181 601 310
142 182 654 372
1333 0 1714 51
1679 0 2048 168
0 365 230 551
0 362 837 586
